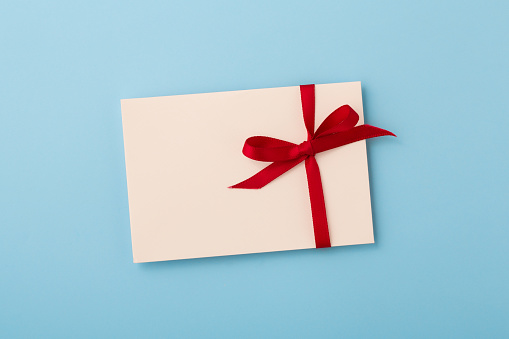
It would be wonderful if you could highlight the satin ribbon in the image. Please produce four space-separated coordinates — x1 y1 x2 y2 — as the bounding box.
230 84 395 248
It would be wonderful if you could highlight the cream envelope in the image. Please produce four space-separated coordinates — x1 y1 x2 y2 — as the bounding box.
121 82 375 262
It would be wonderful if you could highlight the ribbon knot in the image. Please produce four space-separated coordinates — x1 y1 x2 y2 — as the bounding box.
230 84 395 248
298 140 315 157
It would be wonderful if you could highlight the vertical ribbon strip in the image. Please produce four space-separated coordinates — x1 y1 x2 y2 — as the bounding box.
230 84 395 248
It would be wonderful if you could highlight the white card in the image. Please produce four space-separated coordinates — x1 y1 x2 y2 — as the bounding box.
121 82 374 262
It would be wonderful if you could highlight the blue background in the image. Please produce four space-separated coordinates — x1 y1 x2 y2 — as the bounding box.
1 0 508 338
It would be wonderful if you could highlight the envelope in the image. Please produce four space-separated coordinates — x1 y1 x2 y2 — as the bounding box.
121 82 375 262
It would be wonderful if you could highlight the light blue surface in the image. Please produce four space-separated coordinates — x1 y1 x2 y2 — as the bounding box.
1 0 508 338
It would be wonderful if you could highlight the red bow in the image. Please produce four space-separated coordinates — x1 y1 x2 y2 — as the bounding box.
230 84 395 248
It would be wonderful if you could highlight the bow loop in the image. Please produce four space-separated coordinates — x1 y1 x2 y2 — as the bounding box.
242 136 299 162
314 105 359 138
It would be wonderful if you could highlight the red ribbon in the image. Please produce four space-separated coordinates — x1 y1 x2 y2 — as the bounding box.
230 84 395 248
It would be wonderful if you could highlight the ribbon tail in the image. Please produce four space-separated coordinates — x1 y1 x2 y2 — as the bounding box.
230 157 305 189
304 156 331 248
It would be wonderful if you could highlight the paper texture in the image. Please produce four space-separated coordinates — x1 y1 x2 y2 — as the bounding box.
121 82 374 262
